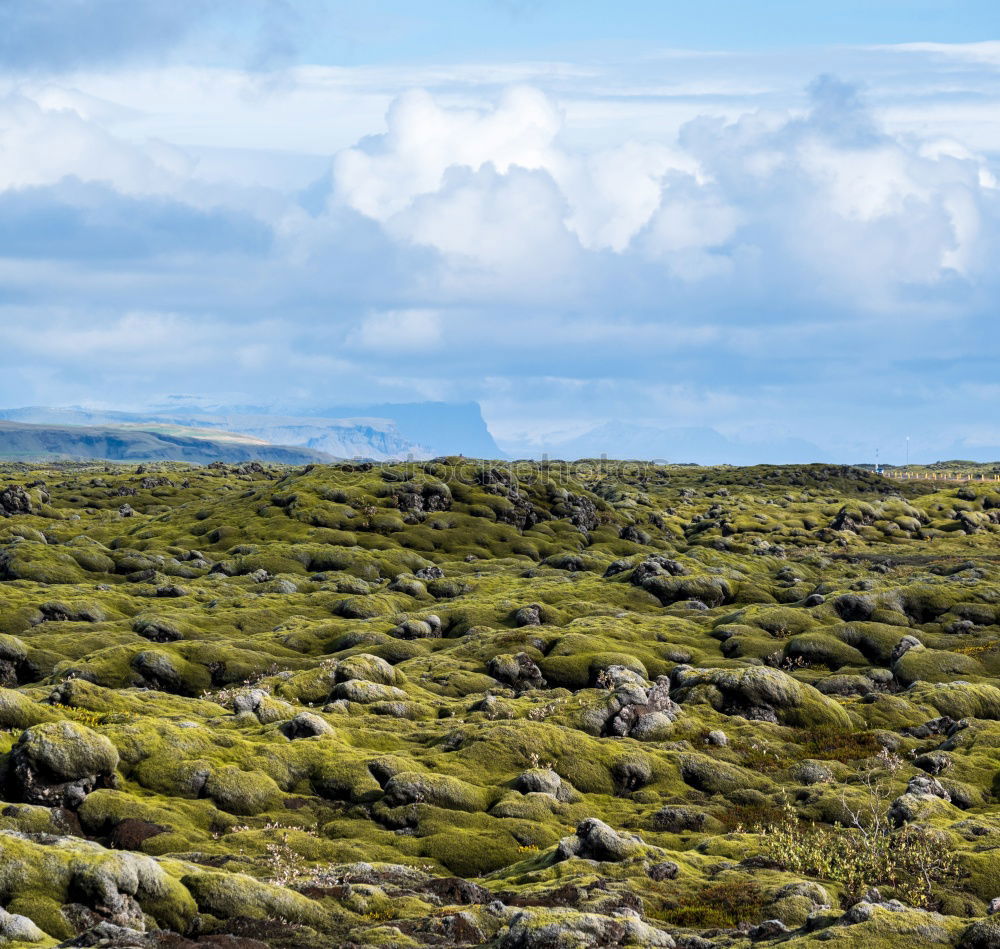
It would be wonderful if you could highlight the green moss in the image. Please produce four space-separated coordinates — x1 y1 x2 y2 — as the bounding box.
13 719 119 782
894 647 984 685
205 766 283 815
912 681 1000 719
784 633 868 669
4 895 72 941
181 871 331 928
0 690 59 729
383 771 492 812
0 459 997 946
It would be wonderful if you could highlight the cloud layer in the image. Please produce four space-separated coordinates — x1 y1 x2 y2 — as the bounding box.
0 40 999 460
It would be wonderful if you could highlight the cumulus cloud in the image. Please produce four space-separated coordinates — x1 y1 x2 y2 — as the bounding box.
333 87 562 219
0 93 191 193
326 76 999 311
332 85 702 258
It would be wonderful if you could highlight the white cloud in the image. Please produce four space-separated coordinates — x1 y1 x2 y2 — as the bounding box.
640 182 741 279
0 92 191 193
385 165 582 295
3 310 221 361
561 142 702 252
331 84 703 263
352 308 444 351
332 86 563 221
881 42 1000 65
322 77 1000 307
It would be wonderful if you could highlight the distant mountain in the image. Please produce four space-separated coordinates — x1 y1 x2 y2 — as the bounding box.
309 402 504 459
0 401 505 461
210 416 427 460
144 399 504 457
0 421 332 465
0 408 422 461
504 422 830 465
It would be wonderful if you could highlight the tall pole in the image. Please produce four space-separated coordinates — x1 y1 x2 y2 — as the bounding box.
906 436 909 467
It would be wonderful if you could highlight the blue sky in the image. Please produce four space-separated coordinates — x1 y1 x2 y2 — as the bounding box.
294 1 1000 61
1 1 999 461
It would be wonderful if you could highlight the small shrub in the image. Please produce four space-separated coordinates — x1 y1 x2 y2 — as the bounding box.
735 738 786 773
798 727 883 762
55 705 105 728
659 879 768 927
756 797 960 907
717 801 788 831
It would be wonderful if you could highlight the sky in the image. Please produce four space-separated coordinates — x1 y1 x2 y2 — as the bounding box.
1 0 1000 461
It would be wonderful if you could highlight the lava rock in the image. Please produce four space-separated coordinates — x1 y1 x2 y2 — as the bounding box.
10 720 119 807
0 484 33 516
281 711 336 740
488 653 546 692
555 818 645 862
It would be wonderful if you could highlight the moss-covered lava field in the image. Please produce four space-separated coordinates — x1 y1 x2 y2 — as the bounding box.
2 459 1000 948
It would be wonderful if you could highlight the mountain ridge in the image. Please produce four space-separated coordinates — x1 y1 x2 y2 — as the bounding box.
0 401 504 461
0 420 333 465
